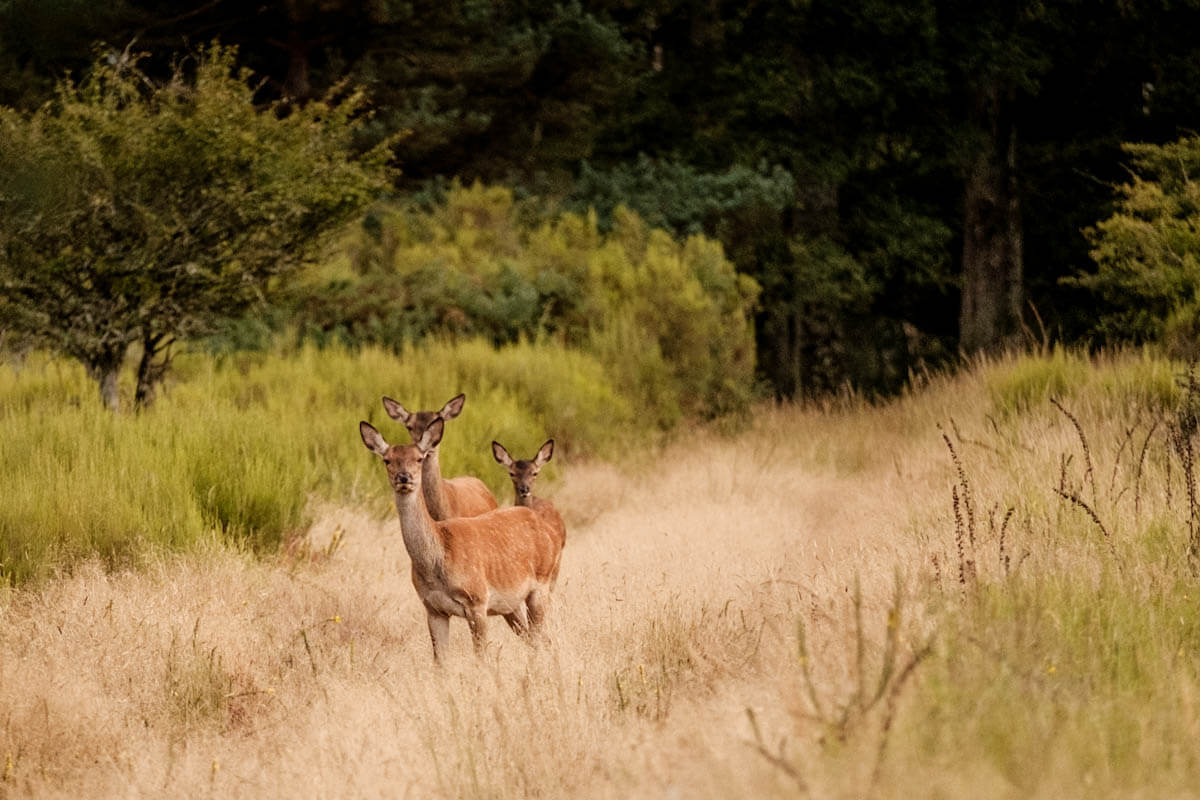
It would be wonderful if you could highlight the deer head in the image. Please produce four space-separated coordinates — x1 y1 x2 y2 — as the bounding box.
381 393 465 446
360 418 446 496
491 439 554 504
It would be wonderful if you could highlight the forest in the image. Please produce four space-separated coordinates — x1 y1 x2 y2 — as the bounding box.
6 4 1200 798
5 0 1200 402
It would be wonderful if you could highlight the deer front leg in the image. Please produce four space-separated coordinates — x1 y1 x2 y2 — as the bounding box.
426 609 450 663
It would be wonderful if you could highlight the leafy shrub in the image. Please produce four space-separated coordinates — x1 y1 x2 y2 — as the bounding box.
1070 136 1200 353
284 183 761 419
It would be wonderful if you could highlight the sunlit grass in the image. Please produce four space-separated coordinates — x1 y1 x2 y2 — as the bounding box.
3 347 1200 798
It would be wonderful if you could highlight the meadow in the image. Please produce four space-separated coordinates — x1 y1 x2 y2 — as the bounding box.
1 346 1199 798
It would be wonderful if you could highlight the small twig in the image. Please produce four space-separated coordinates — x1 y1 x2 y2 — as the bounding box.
868 639 934 796
1109 424 1136 497
941 425 976 548
1051 397 1097 508
998 506 1015 576
1054 488 1122 568
745 708 809 794
1134 418 1161 522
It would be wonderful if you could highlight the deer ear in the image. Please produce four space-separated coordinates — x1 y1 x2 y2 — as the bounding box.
382 396 410 423
492 441 514 468
440 393 466 420
535 439 554 467
359 421 390 456
418 417 445 451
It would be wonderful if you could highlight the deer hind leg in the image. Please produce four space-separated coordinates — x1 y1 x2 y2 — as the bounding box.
464 605 489 655
426 610 451 663
503 603 531 638
525 585 551 640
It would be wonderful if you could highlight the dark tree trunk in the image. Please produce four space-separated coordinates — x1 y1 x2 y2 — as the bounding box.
134 333 172 410
276 0 312 102
960 80 1024 354
281 28 311 101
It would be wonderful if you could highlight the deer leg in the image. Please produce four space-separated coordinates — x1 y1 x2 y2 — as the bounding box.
503 603 531 638
426 610 450 663
525 586 550 640
465 606 489 655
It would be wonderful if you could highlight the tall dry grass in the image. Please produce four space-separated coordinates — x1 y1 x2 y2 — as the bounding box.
1 349 1198 798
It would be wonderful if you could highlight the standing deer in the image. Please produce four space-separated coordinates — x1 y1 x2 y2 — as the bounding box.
491 439 567 587
381 393 498 519
360 417 558 660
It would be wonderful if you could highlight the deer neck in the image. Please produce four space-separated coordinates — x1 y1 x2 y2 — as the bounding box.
394 489 446 581
421 448 453 520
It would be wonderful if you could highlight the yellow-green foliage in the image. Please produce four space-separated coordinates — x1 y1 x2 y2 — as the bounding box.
309 182 760 419
0 340 633 585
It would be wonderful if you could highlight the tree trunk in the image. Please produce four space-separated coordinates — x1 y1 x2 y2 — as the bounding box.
85 357 123 413
960 80 1024 354
280 0 311 102
134 333 172 410
98 367 121 413
282 29 311 101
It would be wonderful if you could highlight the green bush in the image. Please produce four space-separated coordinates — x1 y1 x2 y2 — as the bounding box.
1070 135 1200 352
283 182 760 419
0 340 637 585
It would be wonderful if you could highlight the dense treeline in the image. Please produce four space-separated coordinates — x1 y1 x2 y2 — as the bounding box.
4 0 1200 398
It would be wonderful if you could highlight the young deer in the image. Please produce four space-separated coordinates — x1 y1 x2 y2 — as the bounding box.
381 393 498 519
491 440 567 587
360 417 558 661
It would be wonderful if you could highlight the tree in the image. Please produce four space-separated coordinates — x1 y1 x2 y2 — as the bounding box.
0 44 391 410
1068 136 1200 353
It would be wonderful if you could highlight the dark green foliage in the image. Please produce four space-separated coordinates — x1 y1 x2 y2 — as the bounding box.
5 1 1200 396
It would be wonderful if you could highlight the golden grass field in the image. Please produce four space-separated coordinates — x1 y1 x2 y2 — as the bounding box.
2 351 1199 798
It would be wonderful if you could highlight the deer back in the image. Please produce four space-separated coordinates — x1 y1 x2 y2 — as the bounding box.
442 476 500 518
437 505 558 595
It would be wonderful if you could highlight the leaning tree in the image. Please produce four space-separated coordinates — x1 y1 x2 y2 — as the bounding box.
0 44 391 410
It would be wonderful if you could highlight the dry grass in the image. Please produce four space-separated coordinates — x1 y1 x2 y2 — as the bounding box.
0 397 915 798
2 350 1197 798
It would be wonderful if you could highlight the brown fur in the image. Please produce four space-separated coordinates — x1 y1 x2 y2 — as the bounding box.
381 393 498 519
491 439 567 586
361 419 558 660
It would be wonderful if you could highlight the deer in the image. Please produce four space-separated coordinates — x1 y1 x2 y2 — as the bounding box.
360 417 559 661
491 439 567 587
381 393 498 519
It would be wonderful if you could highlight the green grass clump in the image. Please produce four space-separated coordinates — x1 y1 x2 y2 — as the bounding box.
984 348 1092 415
984 347 1178 417
0 339 638 585
908 571 1200 793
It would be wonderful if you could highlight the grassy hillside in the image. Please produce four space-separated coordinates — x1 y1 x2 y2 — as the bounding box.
1 349 1198 797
